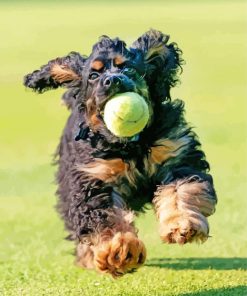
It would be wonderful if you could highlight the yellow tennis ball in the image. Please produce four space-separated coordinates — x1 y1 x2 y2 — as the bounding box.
103 92 150 137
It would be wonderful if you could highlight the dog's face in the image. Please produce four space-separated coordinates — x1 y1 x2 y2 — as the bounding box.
24 29 182 140
81 37 151 134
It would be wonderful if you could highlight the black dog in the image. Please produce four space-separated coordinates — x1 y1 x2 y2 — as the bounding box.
24 29 217 277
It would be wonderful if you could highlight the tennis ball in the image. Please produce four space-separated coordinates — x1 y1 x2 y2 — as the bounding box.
103 92 149 137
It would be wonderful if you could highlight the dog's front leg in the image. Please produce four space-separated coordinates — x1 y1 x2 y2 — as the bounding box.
75 192 146 277
92 208 146 277
153 172 217 244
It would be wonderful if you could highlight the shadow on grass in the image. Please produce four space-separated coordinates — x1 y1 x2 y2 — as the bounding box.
146 257 247 270
181 286 247 296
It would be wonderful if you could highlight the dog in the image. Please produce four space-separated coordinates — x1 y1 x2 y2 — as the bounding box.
24 29 217 277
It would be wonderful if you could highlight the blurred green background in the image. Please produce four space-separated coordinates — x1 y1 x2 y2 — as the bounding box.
0 1 246 295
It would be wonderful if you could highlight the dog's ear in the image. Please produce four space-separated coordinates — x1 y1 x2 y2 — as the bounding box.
130 29 183 101
23 52 85 93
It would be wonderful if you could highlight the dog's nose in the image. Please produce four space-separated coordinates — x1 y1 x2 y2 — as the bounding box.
103 76 122 88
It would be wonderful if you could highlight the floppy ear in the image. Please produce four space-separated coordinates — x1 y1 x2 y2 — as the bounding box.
23 52 85 93
130 29 183 101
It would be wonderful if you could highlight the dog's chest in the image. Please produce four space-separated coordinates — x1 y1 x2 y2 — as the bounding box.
79 137 181 186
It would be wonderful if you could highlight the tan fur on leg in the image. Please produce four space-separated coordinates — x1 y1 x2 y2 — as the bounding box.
76 243 95 269
153 178 216 244
91 209 146 277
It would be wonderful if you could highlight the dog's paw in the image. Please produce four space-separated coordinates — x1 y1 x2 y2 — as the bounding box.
94 232 146 277
159 213 209 244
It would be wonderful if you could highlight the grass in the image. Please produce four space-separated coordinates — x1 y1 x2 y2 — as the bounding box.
0 0 247 295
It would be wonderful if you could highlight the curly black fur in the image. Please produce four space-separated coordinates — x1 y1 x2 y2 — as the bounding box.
24 29 217 243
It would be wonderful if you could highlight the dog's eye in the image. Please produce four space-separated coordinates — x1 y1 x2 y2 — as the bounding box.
122 68 136 76
89 72 100 81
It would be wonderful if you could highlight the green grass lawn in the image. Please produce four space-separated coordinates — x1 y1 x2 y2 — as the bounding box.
0 1 247 295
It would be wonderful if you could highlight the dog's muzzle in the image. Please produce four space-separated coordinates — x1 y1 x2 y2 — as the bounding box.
96 74 136 109
103 75 122 88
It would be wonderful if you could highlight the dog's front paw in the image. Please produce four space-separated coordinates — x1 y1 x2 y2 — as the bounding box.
94 232 146 277
160 213 209 244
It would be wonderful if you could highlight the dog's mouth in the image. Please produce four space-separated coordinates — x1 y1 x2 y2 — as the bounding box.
95 89 141 121
96 85 148 113
87 75 151 140
92 91 150 141
96 83 136 109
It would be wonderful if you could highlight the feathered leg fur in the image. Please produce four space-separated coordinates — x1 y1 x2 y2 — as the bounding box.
75 208 146 277
153 175 217 244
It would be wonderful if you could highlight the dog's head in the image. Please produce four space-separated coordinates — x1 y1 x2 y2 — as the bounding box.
24 29 183 141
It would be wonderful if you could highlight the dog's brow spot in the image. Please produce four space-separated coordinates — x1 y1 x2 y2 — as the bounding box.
114 55 126 66
90 113 101 127
91 60 104 71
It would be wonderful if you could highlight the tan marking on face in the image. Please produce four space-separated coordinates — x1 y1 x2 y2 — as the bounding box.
86 97 96 117
90 113 101 128
114 55 126 66
50 64 80 83
78 158 129 183
91 60 104 71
